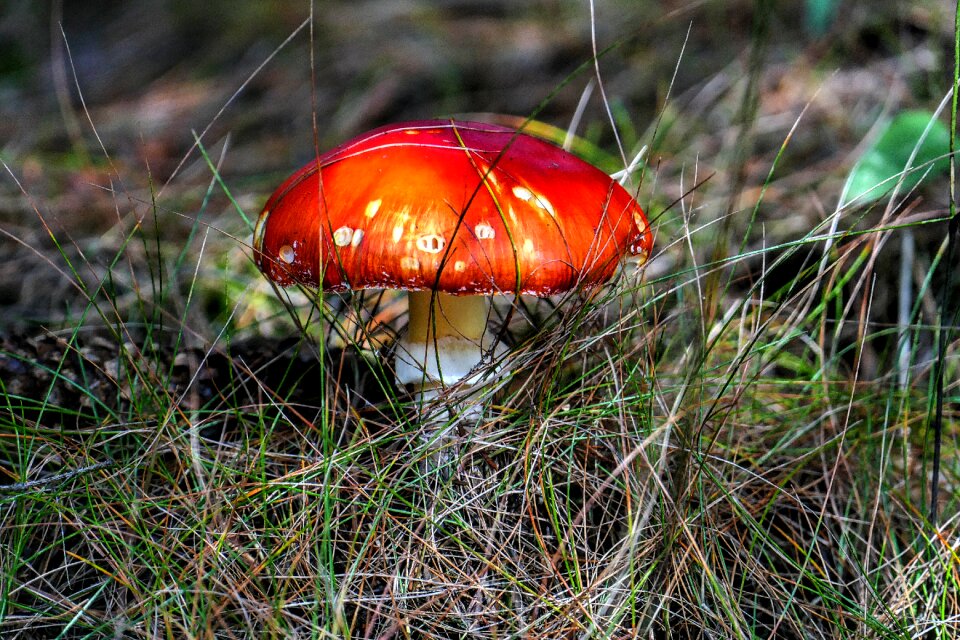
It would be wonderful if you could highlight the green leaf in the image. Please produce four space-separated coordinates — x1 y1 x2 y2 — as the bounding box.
841 110 952 207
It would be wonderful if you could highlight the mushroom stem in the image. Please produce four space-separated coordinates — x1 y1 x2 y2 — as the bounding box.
395 291 501 394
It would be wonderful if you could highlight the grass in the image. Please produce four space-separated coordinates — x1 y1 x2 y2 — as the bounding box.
1 1 959 638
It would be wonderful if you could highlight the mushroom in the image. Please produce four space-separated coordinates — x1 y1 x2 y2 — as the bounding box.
253 119 652 405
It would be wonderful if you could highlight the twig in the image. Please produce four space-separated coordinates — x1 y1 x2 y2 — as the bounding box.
0 459 115 495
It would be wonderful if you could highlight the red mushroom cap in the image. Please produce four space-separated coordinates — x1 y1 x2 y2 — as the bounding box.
254 120 651 296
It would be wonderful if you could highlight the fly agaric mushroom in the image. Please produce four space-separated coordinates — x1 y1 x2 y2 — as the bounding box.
253 119 652 400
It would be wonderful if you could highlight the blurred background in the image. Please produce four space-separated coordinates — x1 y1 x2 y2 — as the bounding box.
0 0 954 335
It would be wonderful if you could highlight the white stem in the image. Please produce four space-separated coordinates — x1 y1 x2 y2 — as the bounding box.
395 291 502 390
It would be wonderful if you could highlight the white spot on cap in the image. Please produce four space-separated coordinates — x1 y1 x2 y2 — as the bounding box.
333 226 354 247
476 161 498 187
523 238 535 255
629 247 649 265
475 223 495 240
392 224 404 244
633 210 647 235
512 185 555 217
512 186 533 202
536 195 555 217
401 256 420 270
279 245 295 264
351 229 364 247
365 199 382 219
416 234 446 254
454 260 466 272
